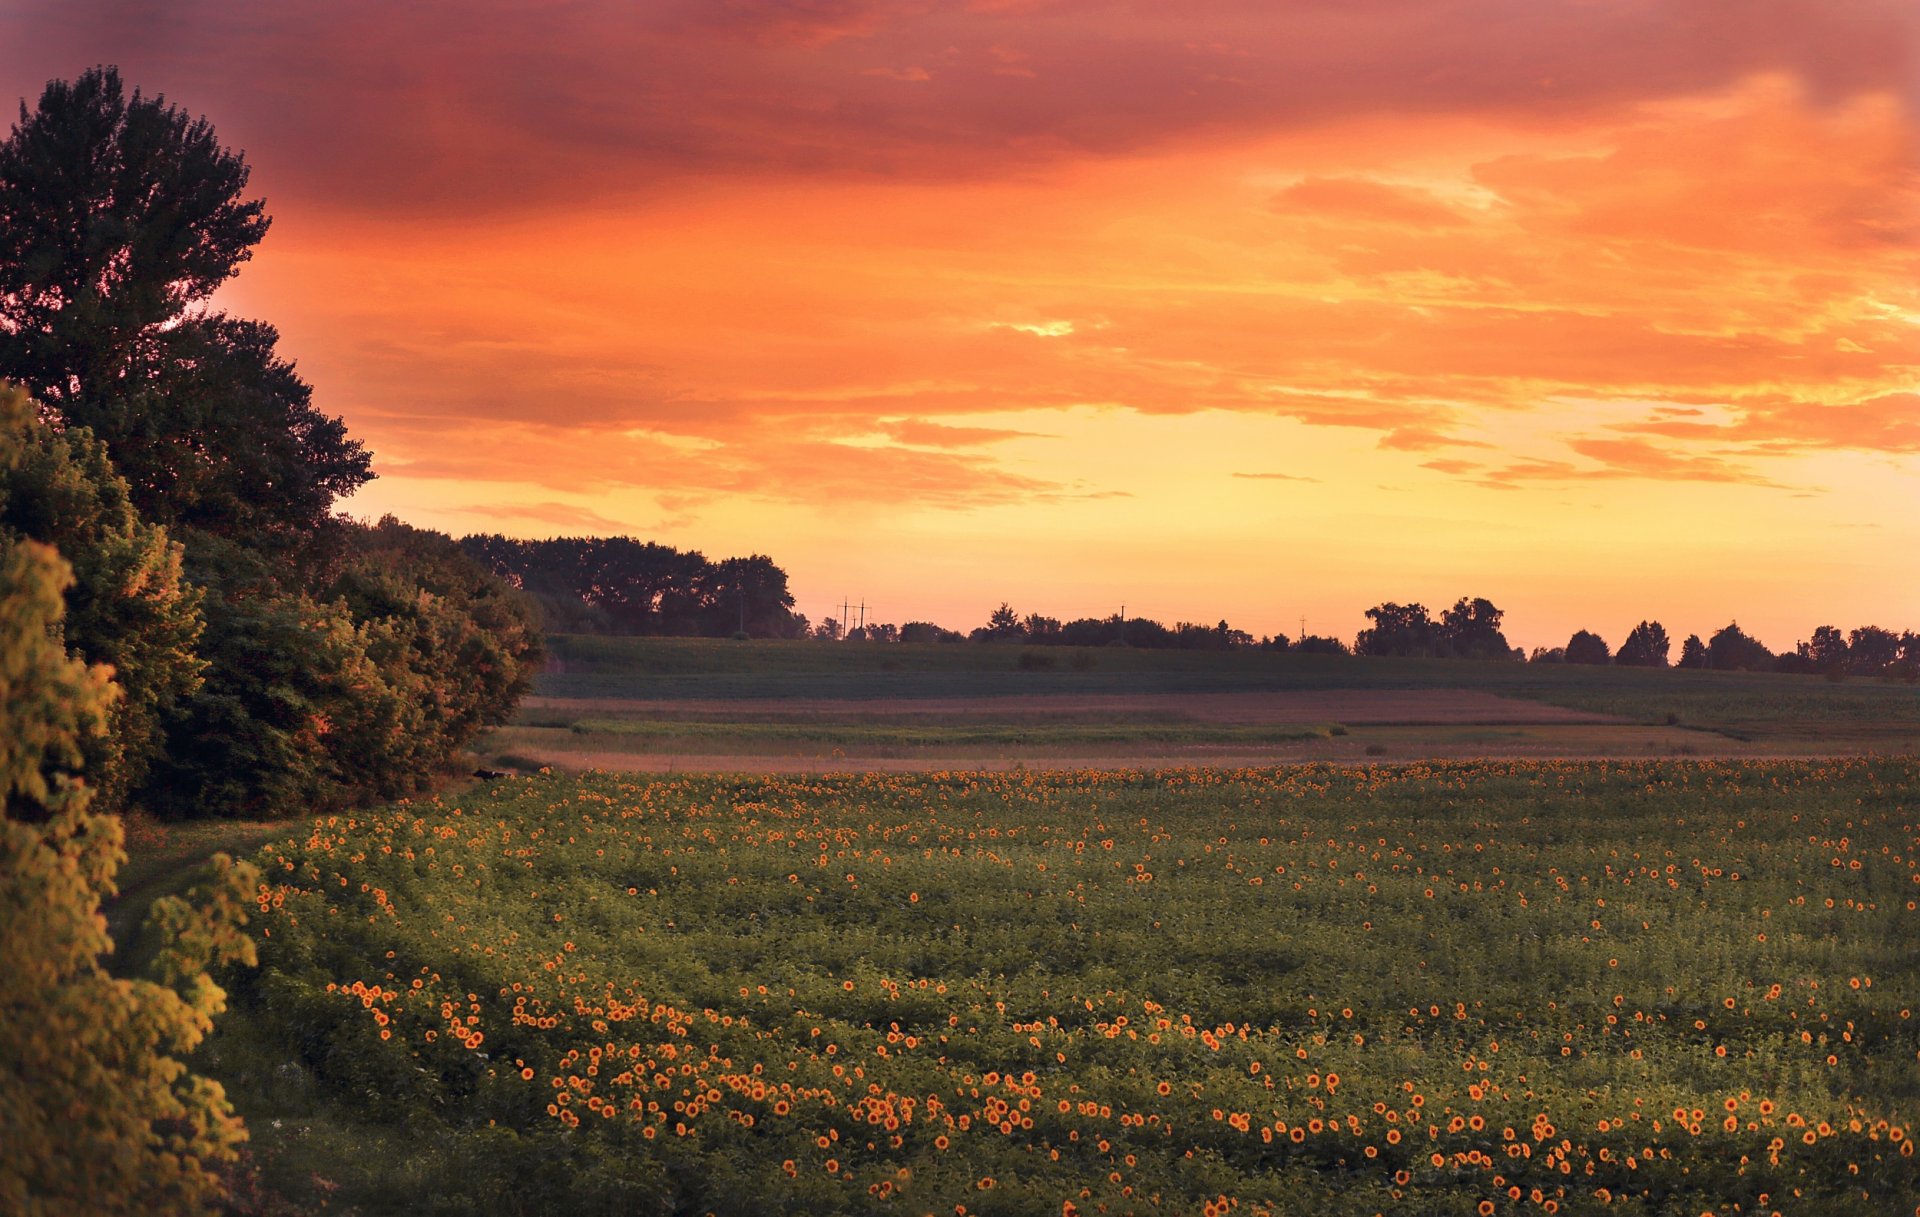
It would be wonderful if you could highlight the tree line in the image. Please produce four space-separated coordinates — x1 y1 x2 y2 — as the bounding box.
1528 619 1920 678
2 70 541 1210
460 534 802 638
801 596 1917 680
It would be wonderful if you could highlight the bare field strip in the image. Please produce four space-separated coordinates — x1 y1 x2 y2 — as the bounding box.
521 687 1624 725
502 726 1786 774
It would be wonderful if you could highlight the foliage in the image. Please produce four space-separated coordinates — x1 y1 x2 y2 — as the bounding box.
1707 623 1774 672
151 522 541 819
1355 602 1436 657
0 66 266 408
102 315 372 552
233 762 1919 1215
328 516 543 794
0 67 370 553
462 534 802 638
1437 597 1513 660
1353 599 1518 659
0 385 204 813
146 534 390 818
1564 630 1612 666
1615 622 1670 669
0 455 259 1214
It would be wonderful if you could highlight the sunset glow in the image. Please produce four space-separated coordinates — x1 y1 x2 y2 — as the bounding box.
6 1 1915 648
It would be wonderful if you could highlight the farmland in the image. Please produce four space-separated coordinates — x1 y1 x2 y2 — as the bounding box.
483 637 1920 772
210 759 1920 1215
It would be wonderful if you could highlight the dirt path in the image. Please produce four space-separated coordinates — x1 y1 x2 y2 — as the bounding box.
523 688 1620 725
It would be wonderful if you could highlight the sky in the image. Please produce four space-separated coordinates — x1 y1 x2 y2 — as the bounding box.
4 0 1916 651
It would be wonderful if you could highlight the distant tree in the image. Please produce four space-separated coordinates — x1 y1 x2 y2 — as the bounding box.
699 553 797 638
1615 621 1671 667
1022 613 1062 642
1 413 259 1210
1564 629 1612 666
814 617 843 641
0 385 203 814
983 603 1025 642
867 622 897 643
1293 634 1349 656
1678 633 1708 669
1799 625 1849 676
1847 625 1902 676
1438 597 1512 660
1529 646 1567 664
898 621 947 644
1354 602 1436 657
1900 631 1920 681
1707 622 1773 671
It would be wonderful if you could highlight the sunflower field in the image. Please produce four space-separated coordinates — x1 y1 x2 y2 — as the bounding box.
230 760 1919 1215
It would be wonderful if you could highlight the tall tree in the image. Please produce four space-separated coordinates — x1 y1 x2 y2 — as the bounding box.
0 67 266 407
1615 620 1671 667
0 67 370 550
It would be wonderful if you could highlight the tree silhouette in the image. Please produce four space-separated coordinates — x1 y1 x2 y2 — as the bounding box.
1707 622 1773 671
0 67 369 550
1438 597 1512 659
1615 621 1670 667
1564 629 1612 666
1355 602 1436 657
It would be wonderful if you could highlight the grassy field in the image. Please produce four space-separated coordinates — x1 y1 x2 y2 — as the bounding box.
492 637 1920 768
201 760 1919 1215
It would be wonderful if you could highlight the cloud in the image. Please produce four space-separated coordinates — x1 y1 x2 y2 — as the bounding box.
1231 471 1320 482
444 501 635 532
1610 393 1920 454
885 419 1050 446
1377 426 1491 452
7 0 1911 214
1270 177 1469 228
1454 440 1793 490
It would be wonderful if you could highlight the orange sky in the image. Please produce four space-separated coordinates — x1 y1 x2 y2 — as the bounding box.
5 1 1916 649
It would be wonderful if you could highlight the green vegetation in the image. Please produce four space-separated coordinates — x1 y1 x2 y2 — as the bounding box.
0 413 259 1215
1 70 541 820
534 635 1920 747
0 385 205 816
531 717 1334 752
213 761 1917 1214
